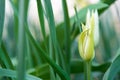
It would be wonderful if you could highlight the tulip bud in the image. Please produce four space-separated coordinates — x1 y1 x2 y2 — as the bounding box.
78 29 94 61
78 10 98 61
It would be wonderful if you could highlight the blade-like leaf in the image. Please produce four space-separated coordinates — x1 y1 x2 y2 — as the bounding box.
43 0 57 47
0 42 14 69
0 68 42 80
26 37 33 68
62 0 71 74
49 36 56 80
103 49 120 80
101 0 116 5
0 0 5 45
36 0 46 39
43 0 61 67
9 0 18 17
17 0 29 80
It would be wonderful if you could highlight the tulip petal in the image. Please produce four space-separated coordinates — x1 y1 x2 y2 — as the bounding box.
84 32 94 61
78 29 89 60
86 9 90 28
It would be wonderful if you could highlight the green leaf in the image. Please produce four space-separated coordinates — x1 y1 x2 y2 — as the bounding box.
0 68 42 80
49 36 56 80
36 0 48 60
0 42 14 69
0 0 5 45
62 0 71 74
103 49 120 80
9 0 19 17
71 2 108 24
43 0 61 67
10 0 19 40
26 36 34 68
25 26 70 80
17 0 29 80
70 59 111 73
101 0 116 5
43 0 57 47
36 0 46 39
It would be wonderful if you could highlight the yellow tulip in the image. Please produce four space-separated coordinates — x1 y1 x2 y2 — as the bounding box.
78 10 98 61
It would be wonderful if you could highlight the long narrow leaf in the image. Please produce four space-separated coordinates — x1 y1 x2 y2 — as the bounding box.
103 49 120 80
9 0 18 17
62 0 71 74
0 43 14 69
43 0 57 46
26 37 33 68
17 0 29 80
43 0 61 66
36 0 46 39
0 0 5 45
49 36 56 80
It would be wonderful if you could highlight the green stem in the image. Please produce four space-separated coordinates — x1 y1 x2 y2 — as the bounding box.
84 61 92 80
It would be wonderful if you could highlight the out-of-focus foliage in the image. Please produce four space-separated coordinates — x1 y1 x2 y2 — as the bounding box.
0 0 120 80
0 0 5 45
103 48 120 80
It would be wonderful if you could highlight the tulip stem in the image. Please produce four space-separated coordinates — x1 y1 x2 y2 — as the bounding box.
84 61 92 80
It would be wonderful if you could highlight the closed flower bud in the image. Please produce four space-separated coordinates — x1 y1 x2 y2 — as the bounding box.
78 29 94 61
78 10 98 61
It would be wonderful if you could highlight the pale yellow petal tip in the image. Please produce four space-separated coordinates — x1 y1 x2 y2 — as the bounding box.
81 23 88 31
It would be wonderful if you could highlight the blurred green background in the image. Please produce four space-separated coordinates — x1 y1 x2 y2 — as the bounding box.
0 0 120 80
